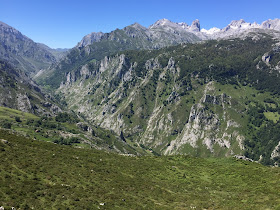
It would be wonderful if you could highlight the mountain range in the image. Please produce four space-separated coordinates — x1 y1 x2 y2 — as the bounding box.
77 18 280 47
1 18 280 166
35 18 280 87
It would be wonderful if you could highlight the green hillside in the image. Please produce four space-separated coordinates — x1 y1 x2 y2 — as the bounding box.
0 106 141 155
0 129 280 209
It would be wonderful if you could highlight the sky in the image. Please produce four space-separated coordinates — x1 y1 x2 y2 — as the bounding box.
1 0 280 49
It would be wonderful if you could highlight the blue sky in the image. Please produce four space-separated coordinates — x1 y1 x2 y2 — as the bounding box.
1 0 280 49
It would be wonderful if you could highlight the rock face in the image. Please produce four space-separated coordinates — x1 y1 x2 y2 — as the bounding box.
258 44 280 72
59 54 244 157
164 83 243 155
271 141 280 161
189 19 200 32
77 32 104 48
261 19 280 31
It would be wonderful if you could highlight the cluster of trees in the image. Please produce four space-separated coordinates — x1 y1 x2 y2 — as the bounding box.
26 117 61 130
54 136 80 145
247 105 266 127
245 121 280 165
55 112 79 123
245 102 280 165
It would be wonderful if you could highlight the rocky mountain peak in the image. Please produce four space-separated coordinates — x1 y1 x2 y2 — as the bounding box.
0 21 15 30
229 19 246 27
261 18 280 31
222 19 259 33
177 22 189 29
123 22 149 38
149 18 202 34
0 21 14 31
149 18 175 29
77 32 104 48
154 18 172 25
189 19 200 32
130 22 147 30
0 21 28 42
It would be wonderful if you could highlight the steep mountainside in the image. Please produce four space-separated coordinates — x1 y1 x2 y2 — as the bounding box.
0 21 62 76
0 59 60 115
0 21 140 155
56 34 280 165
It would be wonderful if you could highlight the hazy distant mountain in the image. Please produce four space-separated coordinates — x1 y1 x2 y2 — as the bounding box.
37 43 69 60
0 21 62 76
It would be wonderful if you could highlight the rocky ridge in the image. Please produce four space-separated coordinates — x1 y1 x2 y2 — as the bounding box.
36 18 280 89
77 18 280 48
201 18 280 39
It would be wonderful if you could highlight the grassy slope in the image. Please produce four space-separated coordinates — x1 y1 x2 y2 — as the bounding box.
0 130 280 209
0 106 140 155
0 106 80 143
